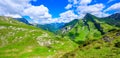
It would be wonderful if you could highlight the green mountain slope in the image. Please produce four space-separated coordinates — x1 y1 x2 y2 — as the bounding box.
0 16 77 58
61 30 120 58
61 13 119 43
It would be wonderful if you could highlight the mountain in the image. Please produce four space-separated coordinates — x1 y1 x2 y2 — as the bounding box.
0 16 77 58
14 18 31 25
60 13 119 43
37 23 65 33
107 13 120 20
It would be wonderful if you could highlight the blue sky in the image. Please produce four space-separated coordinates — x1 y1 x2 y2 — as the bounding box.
0 0 120 24
30 0 68 18
30 0 119 18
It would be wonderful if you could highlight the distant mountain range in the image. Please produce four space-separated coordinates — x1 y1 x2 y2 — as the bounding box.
101 13 120 27
13 13 120 34
36 23 65 33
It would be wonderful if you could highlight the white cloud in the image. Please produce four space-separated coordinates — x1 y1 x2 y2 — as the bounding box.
77 3 109 17
77 4 104 13
23 5 53 24
23 5 52 20
4 14 22 18
105 2 120 12
65 4 72 9
59 10 78 23
80 0 92 5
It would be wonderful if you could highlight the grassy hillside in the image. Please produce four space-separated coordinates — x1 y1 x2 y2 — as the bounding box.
0 16 78 58
61 30 120 58
61 13 119 43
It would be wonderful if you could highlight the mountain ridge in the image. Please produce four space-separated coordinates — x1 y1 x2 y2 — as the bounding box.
100 13 120 27
58 13 120 43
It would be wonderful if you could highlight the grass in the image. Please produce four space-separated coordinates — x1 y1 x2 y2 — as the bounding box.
0 16 78 58
61 30 120 58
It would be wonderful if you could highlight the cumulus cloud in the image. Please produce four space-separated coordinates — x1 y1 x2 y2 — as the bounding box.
77 4 104 13
77 3 109 17
59 10 78 23
65 4 72 9
23 5 52 20
105 2 120 12
23 5 53 24
66 0 109 18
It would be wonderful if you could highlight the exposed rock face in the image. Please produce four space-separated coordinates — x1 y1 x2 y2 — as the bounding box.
62 26 72 34
36 33 52 46
102 36 114 42
61 19 79 34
